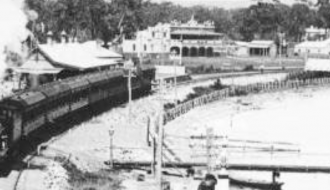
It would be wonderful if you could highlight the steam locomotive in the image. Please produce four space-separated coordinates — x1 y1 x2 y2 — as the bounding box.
0 65 155 162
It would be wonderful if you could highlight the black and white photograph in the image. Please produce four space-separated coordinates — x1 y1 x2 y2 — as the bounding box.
0 0 330 189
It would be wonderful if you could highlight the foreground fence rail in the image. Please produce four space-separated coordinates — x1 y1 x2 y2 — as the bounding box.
111 161 330 173
164 76 330 124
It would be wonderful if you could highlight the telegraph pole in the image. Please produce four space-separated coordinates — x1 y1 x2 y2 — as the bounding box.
278 32 285 69
151 79 166 189
170 50 178 104
206 128 214 173
124 59 136 123
109 127 115 169
157 79 165 189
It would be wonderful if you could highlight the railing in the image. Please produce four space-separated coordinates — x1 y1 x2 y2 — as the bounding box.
164 76 330 124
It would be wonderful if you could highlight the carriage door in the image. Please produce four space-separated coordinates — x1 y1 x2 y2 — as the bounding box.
11 110 23 142
0 108 13 150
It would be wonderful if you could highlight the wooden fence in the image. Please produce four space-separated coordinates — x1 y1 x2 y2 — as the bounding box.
164 76 330 124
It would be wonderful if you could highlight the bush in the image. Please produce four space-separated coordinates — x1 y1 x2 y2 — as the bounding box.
243 64 254 71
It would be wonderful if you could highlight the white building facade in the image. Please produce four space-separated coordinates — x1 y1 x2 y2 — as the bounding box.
122 23 171 57
294 39 330 57
122 16 225 58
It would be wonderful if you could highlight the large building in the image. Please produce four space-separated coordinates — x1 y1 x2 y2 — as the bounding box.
122 16 225 59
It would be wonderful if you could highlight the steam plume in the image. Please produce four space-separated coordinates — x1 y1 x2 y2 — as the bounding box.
0 0 29 79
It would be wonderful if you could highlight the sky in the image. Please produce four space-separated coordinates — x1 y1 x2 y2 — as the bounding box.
150 0 317 9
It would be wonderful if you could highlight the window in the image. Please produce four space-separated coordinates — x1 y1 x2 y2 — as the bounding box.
133 44 136 52
164 32 167 38
152 32 155 38
144 44 147 52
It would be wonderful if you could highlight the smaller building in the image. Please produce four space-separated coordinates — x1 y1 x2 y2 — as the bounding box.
234 40 277 57
304 26 330 41
234 41 250 57
294 38 330 57
249 40 277 57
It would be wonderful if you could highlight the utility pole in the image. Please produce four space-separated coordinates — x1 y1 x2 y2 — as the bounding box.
157 79 165 190
170 50 178 104
109 127 115 169
180 34 183 66
151 79 166 189
206 128 214 173
278 32 285 69
124 59 136 123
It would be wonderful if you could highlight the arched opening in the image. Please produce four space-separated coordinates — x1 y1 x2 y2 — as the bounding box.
170 46 180 55
206 47 214 57
198 47 206 57
182 47 189 57
190 47 198 57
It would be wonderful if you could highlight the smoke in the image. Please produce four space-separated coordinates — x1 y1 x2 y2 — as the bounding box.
0 0 29 80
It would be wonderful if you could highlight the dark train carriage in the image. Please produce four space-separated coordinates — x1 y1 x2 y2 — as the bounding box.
18 92 48 137
105 70 126 98
37 82 72 122
87 71 115 103
63 78 90 111
0 91 47 158
0 97 22 157
0 65 156 163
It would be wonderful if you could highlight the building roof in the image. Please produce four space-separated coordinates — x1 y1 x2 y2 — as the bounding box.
38 41 123 70
249 40 275 48
170 15 215 29
14 54 63 74
305 26 327 34
234 40 275 48
295 39 330 49
171 30 223 37
234 41 250 47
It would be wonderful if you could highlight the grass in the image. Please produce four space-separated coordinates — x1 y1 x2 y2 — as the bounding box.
183 57 304 74
182 57 305 69
148 56 305 74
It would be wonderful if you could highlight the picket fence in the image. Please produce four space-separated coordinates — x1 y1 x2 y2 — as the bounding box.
164 77 330 124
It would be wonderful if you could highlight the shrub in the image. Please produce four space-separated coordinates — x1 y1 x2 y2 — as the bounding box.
243 64 254 71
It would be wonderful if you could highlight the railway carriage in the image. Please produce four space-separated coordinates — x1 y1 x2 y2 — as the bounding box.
0 66 155 162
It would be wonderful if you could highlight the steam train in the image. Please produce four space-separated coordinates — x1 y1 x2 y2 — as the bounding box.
0 65 155 162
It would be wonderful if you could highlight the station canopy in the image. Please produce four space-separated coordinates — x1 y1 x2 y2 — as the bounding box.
38 41 123 70
14 54 62 74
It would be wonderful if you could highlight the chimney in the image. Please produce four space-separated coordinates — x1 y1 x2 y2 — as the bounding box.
46 31 53 45
61 30 67 44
